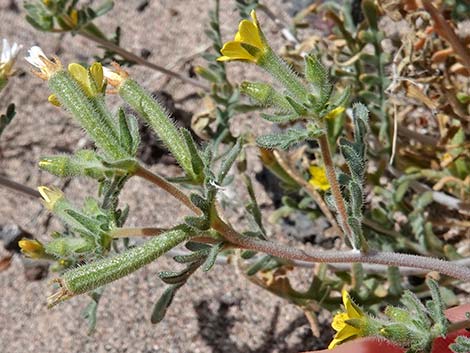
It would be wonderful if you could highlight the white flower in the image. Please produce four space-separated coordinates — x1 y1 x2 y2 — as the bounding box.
0 38 22 78
24 45 61 80
102 63 128 88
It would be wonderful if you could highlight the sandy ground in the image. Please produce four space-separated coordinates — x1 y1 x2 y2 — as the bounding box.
0 1 332 352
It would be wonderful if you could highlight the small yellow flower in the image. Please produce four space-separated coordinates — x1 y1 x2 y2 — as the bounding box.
48 62 105 106
18 238 45 259
328 290 365 349
308 165 330 191
325 106 345 120
25 46 62 80
218 10 267 63
68 62 104 96
69 9 79 27
38 186 64 211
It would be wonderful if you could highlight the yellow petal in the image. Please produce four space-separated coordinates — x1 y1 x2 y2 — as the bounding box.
250 10 259 25
236 20 263 49
19 239 45 259
308 165 330 191
68 63 88 87
328 337 343 350
218 41 257 62
334 325 359 341
38 186 64 211
325 106 345 119
48 94 61 106
342 290 363 319
70 9 78 26
89 62 104 90
331 312 348 332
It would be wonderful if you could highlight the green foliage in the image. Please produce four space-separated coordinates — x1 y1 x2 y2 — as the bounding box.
0 103 15 138
15 2 470 353
450 336 470 353
24 0 113 32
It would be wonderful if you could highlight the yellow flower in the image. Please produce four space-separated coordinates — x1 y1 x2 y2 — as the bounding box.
70 9 79 27
308 165 330 191
325 106 345 120
328 290 365 349
68 62 104 96
18 238 45 259
38 186 64 211
218 10 267 63
48 62 105 106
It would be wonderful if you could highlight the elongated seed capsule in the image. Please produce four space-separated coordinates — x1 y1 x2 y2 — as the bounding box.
257 49 308 103
50 228 191 304
240 81 293 112
118 79 195 179
48 71 128 160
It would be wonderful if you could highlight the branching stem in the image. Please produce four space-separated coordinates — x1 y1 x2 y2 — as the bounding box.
0 175 41 198
110 227 168 238
134 165 202 215
212 216 470 281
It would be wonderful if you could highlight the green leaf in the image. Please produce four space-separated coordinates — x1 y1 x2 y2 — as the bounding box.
181 129 204 179
450 336 470 353
260 113 301 123
329 86 351 110
173 249 209 264
348 180 363 217
387 267 403 296
256 128 311 150
218 139 242 183
246 255 274 276
117 108 133 155
0 103 15 137
243 175 266 236
339 139 364 180
426 278 448 337
285 96 307 115
81 287 104 334
304 55 331 106
240 81 293 113
158 261 201 285
150 284 183 324
203 242 224 272
362 0 379 30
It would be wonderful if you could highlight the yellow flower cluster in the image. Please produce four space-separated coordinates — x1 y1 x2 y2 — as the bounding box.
48 62 105 106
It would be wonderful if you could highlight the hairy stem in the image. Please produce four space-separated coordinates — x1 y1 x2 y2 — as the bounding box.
318 134 355 245
134 165 202 215
212 217 470 281
0 175 40 198
110 227 168 238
